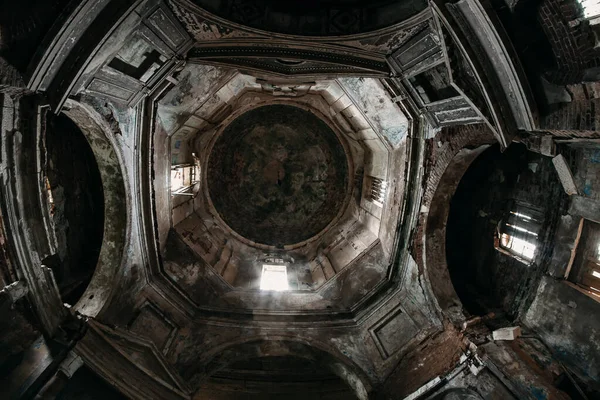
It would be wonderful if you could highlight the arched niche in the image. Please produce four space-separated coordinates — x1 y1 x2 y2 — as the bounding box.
191 338 373 400
59 99 129 318
45 113 105 305
445 143 564 317
425 144 491 322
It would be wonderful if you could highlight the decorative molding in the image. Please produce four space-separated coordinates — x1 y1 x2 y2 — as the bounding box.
388 27 444 78
189 57 387 78
128 301 179 354
76 319 190 400
188 45 389 76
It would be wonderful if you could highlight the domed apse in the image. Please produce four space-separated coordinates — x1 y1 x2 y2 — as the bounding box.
45 114 105 305
207 104 349 247
445 143 564 317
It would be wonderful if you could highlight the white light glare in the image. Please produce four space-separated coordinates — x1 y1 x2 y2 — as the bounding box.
260 265 289 291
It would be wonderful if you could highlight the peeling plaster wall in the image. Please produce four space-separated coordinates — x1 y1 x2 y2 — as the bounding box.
154 121 172 251
339 77 409 148
157 64 235 134
566 145 600 200
524 277 600 385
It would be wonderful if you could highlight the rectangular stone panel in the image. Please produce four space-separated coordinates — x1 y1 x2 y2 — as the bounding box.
371 306 419 358
146 7 187 50
389 28 443 78
129 303 177 353
87 78 136 102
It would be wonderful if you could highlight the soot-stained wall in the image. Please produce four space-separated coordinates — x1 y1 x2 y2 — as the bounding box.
46 114 104 305
525 276 600 388
446 143 565 317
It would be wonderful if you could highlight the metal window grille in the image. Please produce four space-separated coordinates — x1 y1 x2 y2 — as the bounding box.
368 177 387 206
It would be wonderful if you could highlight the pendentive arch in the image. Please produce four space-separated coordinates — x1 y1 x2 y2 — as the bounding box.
190 336 374 400
60 99 129 318
420 125 495 322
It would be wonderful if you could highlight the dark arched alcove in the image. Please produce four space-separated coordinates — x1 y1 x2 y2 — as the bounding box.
203 356 358 399
446 143 565 317
46 114 105 305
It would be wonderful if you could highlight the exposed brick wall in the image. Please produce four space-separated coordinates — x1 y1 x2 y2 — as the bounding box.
422 125 495 207
538 0 600 84
379 323 465 398
540 83 600 134
413 124 495 270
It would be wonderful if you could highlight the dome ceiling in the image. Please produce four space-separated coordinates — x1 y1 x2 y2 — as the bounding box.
154 69 409 307
3 1 581 400
207 104 349 246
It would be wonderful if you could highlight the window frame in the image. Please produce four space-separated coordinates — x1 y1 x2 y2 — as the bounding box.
366 176 387 207
566 218 600 300
494 200 543 265
170 162 200 196
259 264 289 291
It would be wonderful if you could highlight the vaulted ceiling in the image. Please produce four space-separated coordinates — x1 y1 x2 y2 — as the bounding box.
3 0 598 399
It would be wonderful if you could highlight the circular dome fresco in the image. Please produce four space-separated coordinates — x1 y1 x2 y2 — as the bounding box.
207 105 349 246
188 0 427 36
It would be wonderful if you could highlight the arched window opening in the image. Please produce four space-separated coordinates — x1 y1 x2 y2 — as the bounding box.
495 200 544 264
260 264 289 291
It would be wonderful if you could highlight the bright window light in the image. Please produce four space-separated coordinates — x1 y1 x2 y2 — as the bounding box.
505 223 538 237
501 233 536 260
260 265 289 291
509 211 532 220
578 0 600 18
593 270 600 279
171 164 200 195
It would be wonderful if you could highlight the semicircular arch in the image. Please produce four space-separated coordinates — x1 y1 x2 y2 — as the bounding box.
61 99 129 318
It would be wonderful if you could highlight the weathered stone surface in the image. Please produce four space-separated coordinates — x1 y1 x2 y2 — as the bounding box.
524 277 600 386
552 154 579 195
492 326 521 341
